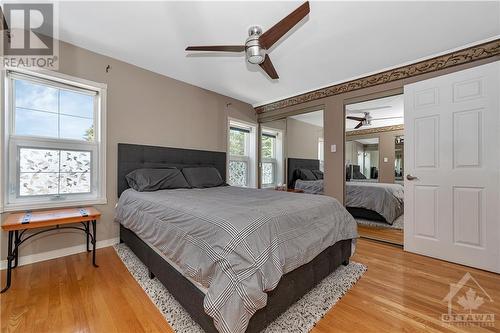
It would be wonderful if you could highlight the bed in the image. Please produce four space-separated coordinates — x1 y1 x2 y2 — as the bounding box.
115 144 358 333
288 158 404 224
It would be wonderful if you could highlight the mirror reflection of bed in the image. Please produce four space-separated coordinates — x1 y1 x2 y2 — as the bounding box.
259 109 324 191
344 94 404 245
258 100 404 246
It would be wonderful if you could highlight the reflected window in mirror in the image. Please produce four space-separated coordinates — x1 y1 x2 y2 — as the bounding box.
229 121 256 187
345 138 379 182
395 135 404 183
318 137 324 171
261 129 284 188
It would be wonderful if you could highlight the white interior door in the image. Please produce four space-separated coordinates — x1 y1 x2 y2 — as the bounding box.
404 61 500 273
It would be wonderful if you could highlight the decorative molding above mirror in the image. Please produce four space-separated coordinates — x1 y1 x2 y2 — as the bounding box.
346 124 404 137
255 39 500 114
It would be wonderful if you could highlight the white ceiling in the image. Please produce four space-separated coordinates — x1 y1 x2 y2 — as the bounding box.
346 94 404 131
57 1 500 106
351 138 379 145
289 110 323 127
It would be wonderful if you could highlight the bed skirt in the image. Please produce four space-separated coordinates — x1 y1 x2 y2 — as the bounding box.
347 207 386 222
119 225 352 333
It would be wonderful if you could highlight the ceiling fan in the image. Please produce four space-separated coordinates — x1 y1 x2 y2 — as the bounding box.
185 2 310 79
347 112 373 129
347 112 403 129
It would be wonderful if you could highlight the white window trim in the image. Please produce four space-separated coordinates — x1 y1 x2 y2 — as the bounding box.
261 127 284 188
318 137 325 172
261 131 277 187
2 68 107 212
227 118 257 188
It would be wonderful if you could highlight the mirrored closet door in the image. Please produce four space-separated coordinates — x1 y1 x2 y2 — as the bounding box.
345 94 404 245
259 110 324 193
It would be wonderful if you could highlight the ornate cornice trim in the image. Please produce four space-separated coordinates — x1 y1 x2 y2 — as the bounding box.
346 124 404 137
255 39 500 114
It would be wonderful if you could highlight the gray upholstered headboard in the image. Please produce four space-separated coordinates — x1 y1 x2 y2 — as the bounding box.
117 143 227 197
287 158 320 188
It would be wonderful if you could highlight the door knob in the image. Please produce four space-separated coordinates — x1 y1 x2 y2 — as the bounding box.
406 174 419 181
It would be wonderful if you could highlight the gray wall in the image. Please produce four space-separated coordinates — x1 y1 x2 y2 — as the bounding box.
0 40 256 261
286 118 323 160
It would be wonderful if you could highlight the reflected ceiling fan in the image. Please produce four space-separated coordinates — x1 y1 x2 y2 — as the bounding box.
347 110 403 129
185 2 310 79
347 112 373 129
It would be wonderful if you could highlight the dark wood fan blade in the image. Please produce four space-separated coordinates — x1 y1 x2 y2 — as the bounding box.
185 45 245 52
347 116 365 122
259 1 310 50
1 6 8 31
354 122 363 129
259 54 279 79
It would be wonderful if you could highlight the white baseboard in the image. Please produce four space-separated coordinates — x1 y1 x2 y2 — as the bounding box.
0 237 120 270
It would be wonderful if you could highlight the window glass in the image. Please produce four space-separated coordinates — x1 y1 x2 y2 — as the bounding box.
261 135 275 159
228 124 253 187
15 108 58 137
15 79 58 112
60 90 94 118
261 162 274 185
14 79 94 142
5 72 105 209
18 148 92 197
229 129 247 156
229 160 247 187
60 115 94 141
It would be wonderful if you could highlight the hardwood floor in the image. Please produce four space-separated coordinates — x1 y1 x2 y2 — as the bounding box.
1 239 499 333
358 225 404 245
0 247 172 333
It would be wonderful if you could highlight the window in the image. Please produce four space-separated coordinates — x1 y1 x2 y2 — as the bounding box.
228 122 252 187
261 132 277 187
318 137 324 172
3 69 107 210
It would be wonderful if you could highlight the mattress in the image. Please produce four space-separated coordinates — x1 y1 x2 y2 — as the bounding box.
346 182 404 224
294 179 404 224
115 186 357 333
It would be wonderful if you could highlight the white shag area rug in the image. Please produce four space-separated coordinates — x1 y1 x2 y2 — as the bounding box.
356 213 404 230
114 243 366 333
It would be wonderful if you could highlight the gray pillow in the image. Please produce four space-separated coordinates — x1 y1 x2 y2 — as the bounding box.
298 168 317 181
312 169 324 179
182 167 225 188
126 168 190 192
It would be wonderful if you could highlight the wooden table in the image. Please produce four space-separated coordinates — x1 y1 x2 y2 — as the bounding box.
1 207 101 293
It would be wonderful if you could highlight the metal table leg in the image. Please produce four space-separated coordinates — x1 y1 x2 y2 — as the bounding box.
91 220 98 267
86 221 90 252
13 231 20 268
1 231 14 293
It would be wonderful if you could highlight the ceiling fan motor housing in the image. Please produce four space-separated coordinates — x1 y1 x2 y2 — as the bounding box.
246 26 265 65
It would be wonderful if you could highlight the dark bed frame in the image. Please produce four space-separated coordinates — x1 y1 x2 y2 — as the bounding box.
118 144 352 333
287 157 387 223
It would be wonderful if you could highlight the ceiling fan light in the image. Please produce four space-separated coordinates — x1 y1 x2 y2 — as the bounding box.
248 54 264 64
246 43 265 64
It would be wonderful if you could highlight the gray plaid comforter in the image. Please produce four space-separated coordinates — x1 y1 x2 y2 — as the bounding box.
295 179 404 223
295 179 324 194
115 186 357 333
346 182 404 224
